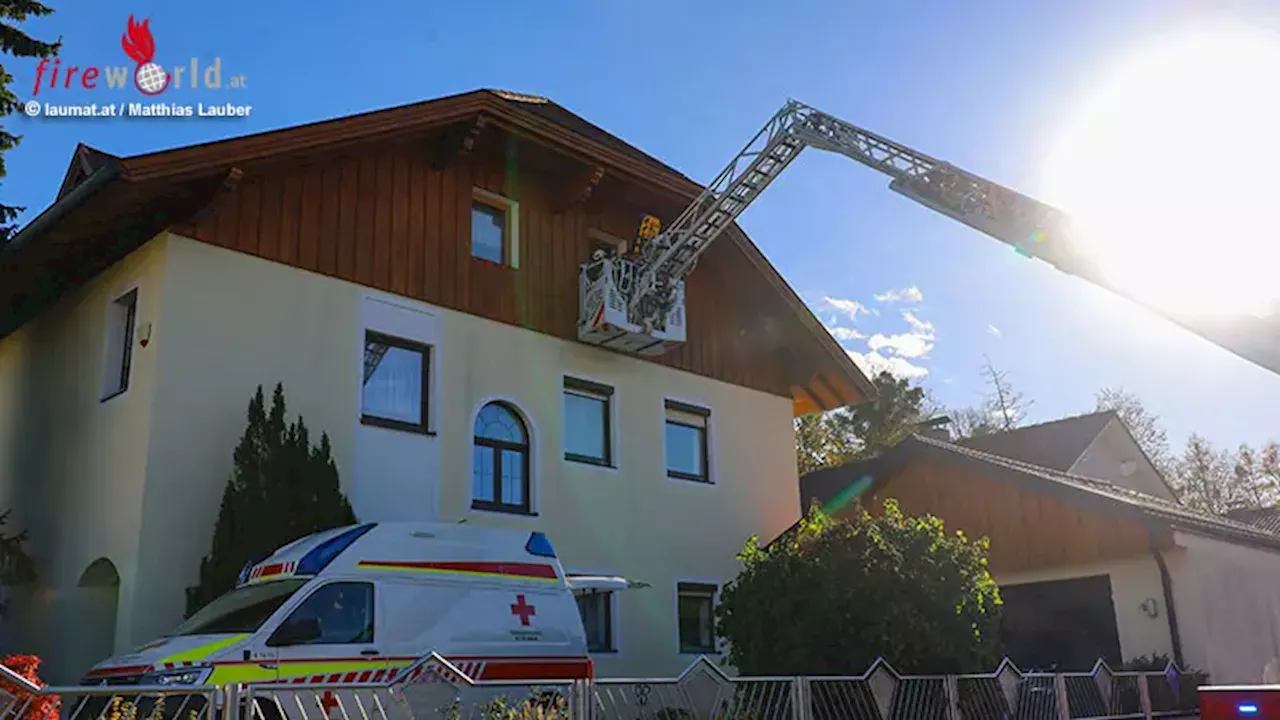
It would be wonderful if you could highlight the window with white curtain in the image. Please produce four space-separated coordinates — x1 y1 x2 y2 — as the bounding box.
361 331 430 433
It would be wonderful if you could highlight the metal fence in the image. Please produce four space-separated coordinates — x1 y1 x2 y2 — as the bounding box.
0 655 1202 720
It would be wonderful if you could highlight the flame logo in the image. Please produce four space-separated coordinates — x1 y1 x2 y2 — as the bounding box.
120 15 169 96
121 15 156 65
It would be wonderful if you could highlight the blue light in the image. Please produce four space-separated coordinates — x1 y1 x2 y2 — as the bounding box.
1239 702 1259 715
525 532 557 558
236 552 271 586
296 523 377 576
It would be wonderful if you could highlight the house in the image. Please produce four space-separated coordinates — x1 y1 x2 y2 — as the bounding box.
954 410 1176 501
799 415 1280 685
0 88 874 683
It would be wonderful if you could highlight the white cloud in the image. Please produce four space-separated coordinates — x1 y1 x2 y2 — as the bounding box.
987 324 1002 337
827 326 865 342
902 311 934 334
846 349 929 380
874 286 924 304
867 332 934 358
821 296 874 320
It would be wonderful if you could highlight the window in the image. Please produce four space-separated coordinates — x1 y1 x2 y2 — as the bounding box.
471 188 519 267
574 590 615 653
267 582 375 646
472 402 532 514
665 400 710 483
362 331 430 433
472 201 506 263
564 377 613 466
173 579 308 637
101 288 138 401
677 582 718 654
587 229 628 258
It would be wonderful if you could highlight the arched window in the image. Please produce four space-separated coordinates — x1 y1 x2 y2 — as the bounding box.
472 402 531 514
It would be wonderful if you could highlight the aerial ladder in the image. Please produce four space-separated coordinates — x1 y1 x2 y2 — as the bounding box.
578 99 1280 377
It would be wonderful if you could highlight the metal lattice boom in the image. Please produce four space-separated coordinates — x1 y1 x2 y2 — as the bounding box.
624 99 1280 378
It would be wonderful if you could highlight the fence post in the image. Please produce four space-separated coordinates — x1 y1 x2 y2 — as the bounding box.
1054 674 1070 720
221 683 240 720
788 677 811 720
585 678 599 720
1138 674 1153 720
943 676 961 720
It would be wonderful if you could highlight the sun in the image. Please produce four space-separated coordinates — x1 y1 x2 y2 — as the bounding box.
1042 24 1280 318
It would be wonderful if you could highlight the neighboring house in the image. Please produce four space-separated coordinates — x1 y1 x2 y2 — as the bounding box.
956 410 1177 502
0 88 874 683
1226 507 1280 534
799 420 1280 685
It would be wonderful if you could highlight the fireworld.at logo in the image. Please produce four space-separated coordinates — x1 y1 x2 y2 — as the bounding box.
30 15 246 97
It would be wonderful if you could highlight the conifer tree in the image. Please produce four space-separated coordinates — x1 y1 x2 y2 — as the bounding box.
2 1 62 242
185 384 356 617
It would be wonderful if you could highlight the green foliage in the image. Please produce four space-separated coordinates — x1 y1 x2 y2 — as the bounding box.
716 500 1003 675
442 692 568 719
795 371 931 473
1 0 61 243
185 383 357 617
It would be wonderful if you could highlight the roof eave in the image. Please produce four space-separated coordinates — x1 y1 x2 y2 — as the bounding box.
1 160 123 257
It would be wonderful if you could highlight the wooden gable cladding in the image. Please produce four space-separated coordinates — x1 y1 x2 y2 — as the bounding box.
177 131 796 398
858 458 1165 576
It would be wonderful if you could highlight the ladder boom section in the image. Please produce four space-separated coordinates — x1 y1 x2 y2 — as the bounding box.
628 101 946 328
628 101 807 327
586 97 1280 378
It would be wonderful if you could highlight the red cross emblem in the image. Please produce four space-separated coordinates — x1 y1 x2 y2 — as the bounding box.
511 594 536 626
319 692 339 715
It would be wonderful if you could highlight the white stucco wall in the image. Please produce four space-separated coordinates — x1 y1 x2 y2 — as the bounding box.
1167 530 1280 684
124 235 799 676
996 554 1174 665
1069 420 1173 501
0 235 170 682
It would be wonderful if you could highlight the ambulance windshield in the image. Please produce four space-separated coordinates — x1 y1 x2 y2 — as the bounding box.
172 579 308 637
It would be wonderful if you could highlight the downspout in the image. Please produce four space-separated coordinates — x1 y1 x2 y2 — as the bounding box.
1148 531 1186 669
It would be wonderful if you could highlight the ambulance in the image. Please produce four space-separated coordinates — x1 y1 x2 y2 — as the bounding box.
81 522 633 696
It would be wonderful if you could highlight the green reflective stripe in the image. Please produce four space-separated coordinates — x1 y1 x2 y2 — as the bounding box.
207 663 277 685
160 633 250 664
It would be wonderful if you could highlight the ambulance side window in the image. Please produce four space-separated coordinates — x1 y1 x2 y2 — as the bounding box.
268 582 375 646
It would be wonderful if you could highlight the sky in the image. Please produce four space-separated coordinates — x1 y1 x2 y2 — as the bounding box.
7 0 1280 456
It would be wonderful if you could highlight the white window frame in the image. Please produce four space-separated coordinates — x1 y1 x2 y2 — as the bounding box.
674 579 722 655
661 396 715 486
466 394 540 520
471 187 520 269
570 569 622 655
562 374 618 470
587 228 628 257
100 284 140 403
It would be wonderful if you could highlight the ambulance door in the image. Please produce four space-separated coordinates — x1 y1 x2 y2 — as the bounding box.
264 580 387 683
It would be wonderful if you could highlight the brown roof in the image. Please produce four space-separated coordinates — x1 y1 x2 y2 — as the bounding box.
1 88 874 410
957 411 1116 471
797 433 1280 552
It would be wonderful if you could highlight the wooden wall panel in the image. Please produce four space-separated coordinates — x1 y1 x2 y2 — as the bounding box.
863 459 1154 575
186 136 801 399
